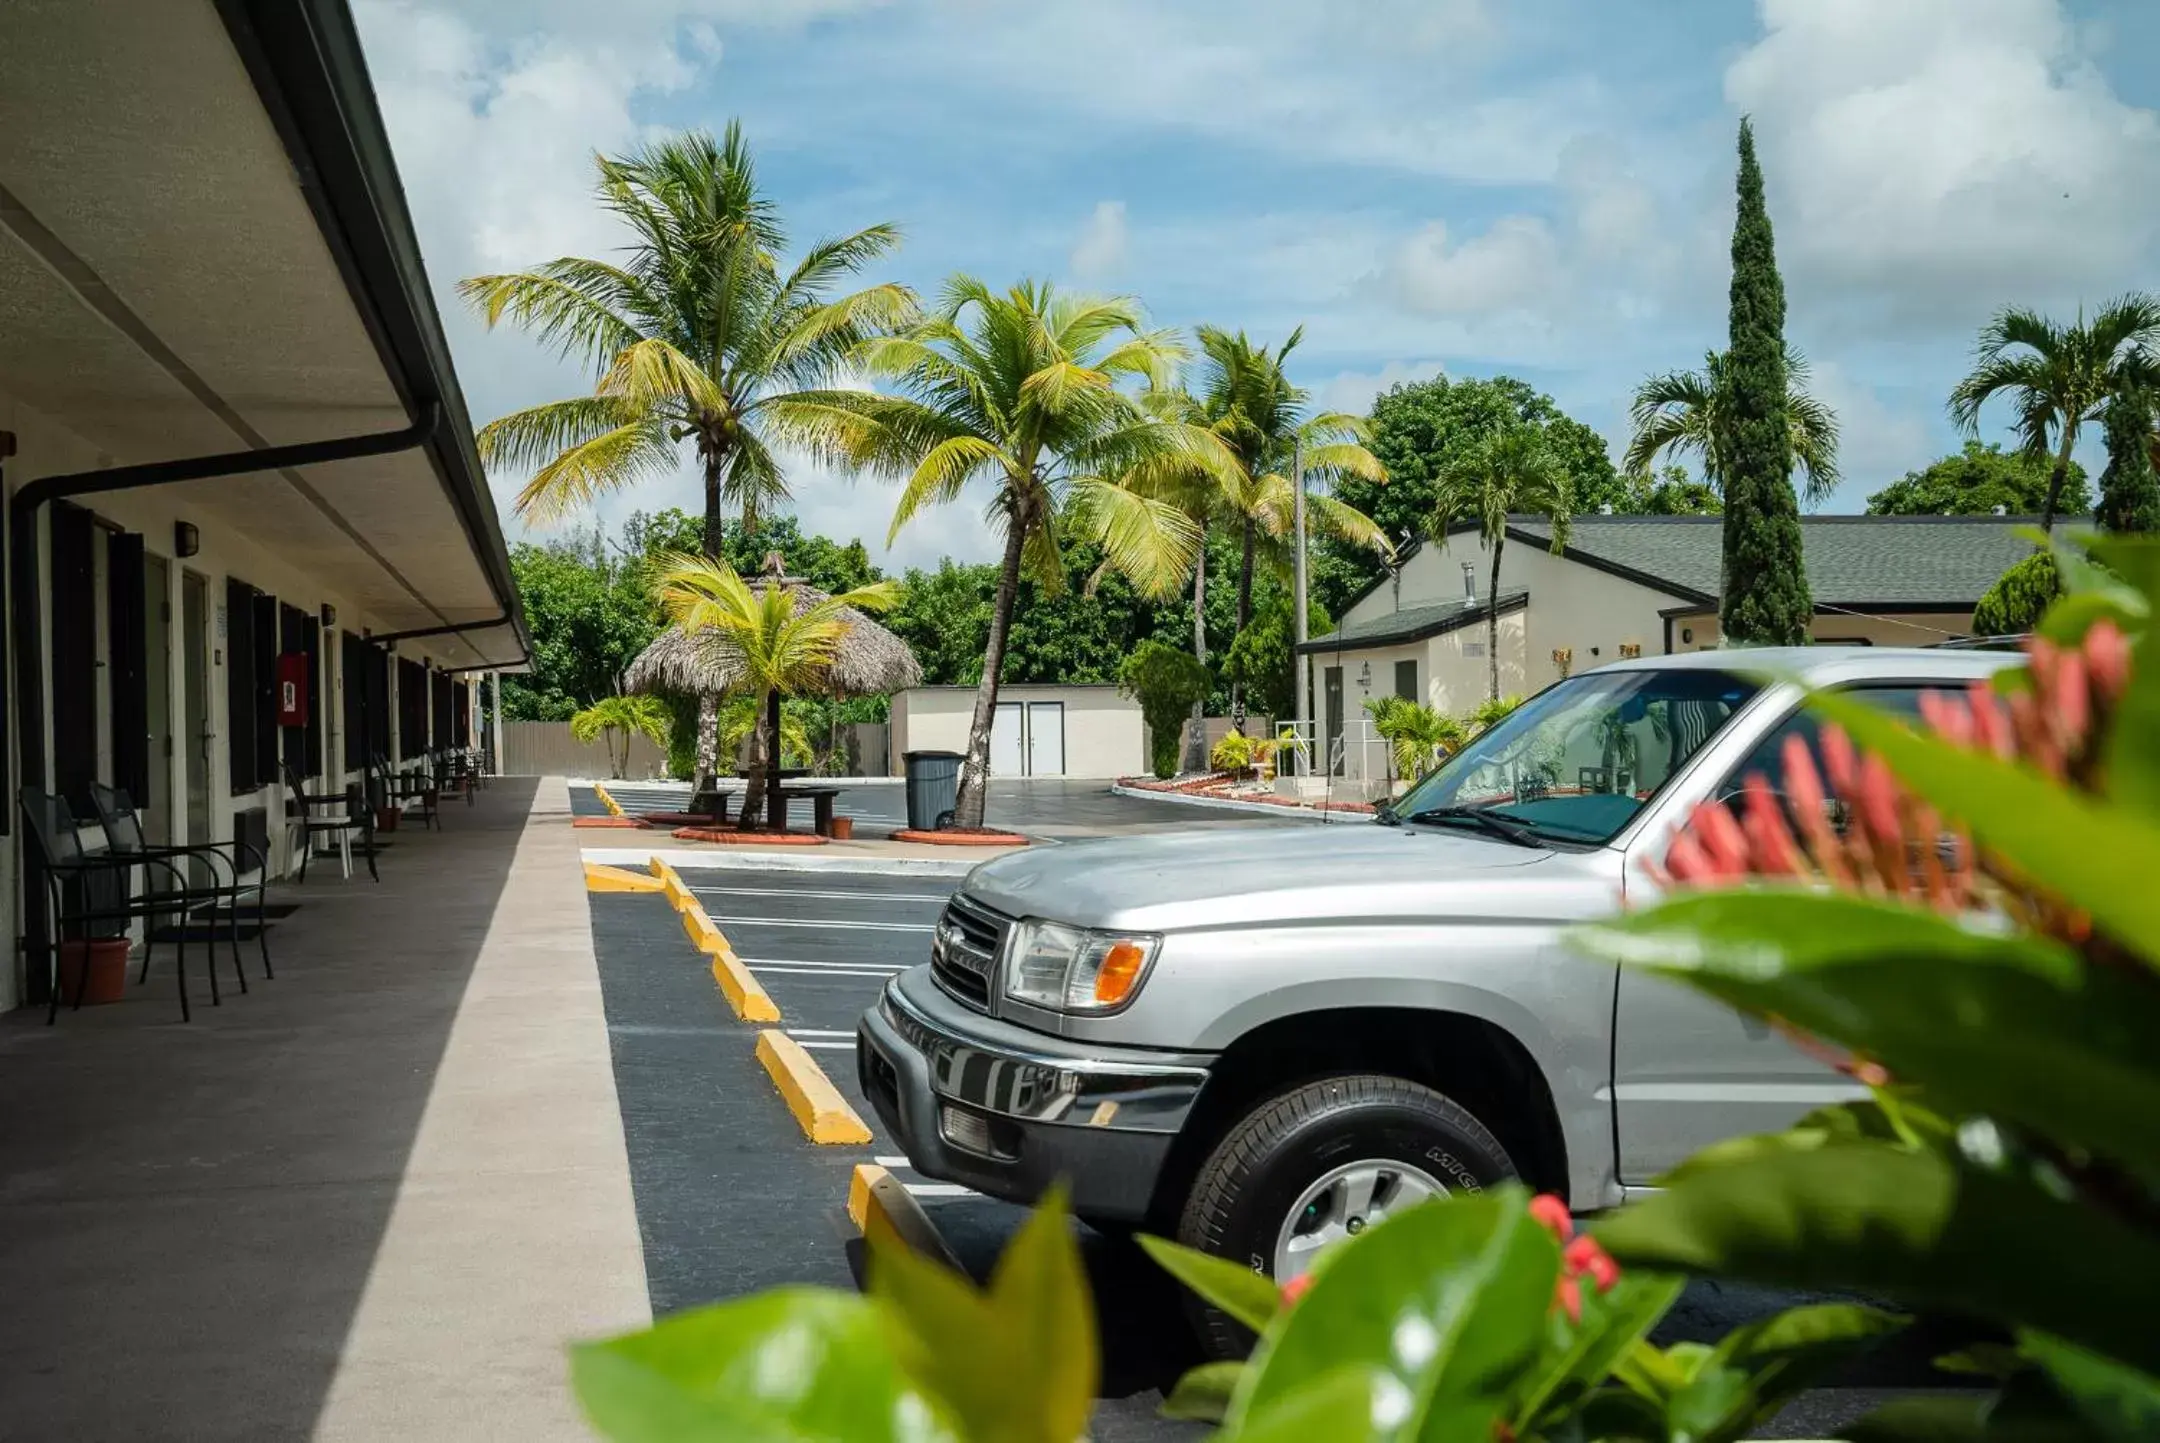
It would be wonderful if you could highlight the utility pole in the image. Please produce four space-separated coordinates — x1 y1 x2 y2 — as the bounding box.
1291 436 1308 777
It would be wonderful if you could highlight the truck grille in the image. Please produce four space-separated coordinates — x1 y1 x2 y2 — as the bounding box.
930 896 1007 1011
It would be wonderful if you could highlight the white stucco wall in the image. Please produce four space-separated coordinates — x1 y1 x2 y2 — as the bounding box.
888 685 1144 778
2 388 483 1013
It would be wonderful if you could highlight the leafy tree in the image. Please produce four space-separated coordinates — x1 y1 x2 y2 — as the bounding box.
1866 440 2091 517
1221 590 1329 725
1719 118 1812 645
1118 640 1212 779
1432 426 1572 701
1948 292 2160 533
569 695 672 778
655 555 898 828
1148 326 1386 709
781 277 1234 828
2098 388 2160 535
1322 375 1617 616
1618 464 1722 516
1622 345 1840 503
1971 551 2058 636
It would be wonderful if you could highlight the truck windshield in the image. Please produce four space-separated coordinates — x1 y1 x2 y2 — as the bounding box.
1387 669 1759 846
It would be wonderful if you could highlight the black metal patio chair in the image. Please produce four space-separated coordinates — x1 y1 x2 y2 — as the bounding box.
22 787 205 1023
284 763 378 883
91 783 272 985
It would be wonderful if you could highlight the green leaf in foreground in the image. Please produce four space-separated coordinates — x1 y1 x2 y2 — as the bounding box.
1591 1141 2160 1378
1576 889 2160 1179
1138 1234 1281 1335
869 1188 1097 1443
1233 1188 1558 1441
571 1287 957 1443
1802 687 2160 972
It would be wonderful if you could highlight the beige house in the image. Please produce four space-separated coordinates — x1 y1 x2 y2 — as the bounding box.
888 684 1145 779
1300 514 2036 782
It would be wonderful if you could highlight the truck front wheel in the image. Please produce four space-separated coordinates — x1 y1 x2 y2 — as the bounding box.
1174 1073 1518 1358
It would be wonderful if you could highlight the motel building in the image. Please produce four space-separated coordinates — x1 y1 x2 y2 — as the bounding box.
0 5 654 1439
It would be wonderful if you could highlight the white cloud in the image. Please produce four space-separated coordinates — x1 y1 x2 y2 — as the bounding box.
1728 0 2160 329
1069 200 1128 282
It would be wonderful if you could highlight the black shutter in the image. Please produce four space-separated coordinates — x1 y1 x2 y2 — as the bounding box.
304 616 324 779
226 578 257 794
107 531 150 807
50 502 97 814
252 592 278 788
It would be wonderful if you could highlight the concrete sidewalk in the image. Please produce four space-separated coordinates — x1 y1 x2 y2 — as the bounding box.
0 777 647 1442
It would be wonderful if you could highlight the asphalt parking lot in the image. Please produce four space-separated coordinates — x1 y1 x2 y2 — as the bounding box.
582 802 1979 1441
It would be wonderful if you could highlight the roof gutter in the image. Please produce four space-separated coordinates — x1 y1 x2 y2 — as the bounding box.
212 0 529 672
8 408 442 807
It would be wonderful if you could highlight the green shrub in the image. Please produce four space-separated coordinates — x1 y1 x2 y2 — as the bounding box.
1119 641 1210 780
1970 550 2058 636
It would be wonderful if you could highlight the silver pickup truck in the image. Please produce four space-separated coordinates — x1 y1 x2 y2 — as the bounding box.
856 648 2013 1350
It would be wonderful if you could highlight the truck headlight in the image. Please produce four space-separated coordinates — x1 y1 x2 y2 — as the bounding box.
1005 920 1161 1013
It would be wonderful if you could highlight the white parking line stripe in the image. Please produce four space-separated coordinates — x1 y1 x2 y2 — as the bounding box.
709 916 934 933
690 886 950 904
746 965 907 979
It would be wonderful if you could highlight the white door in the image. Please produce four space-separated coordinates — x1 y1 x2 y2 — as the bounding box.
1026 702 1065 777
990 702 1025 776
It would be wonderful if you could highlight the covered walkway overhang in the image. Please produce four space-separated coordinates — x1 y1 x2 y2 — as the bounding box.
0 0 528 673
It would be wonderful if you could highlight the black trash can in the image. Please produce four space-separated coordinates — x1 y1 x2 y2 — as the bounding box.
903 750 964 830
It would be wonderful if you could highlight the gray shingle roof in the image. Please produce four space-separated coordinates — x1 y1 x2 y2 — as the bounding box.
1302 590 1527 652
1505 515 2041 608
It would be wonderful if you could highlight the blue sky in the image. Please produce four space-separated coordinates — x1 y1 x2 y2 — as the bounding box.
355 0 2160 570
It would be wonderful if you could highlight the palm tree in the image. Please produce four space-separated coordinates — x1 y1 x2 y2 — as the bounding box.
655 555 898 830
1432 427 1572 702
1152 327 1388 722
460 126 912 797
775 277 1238 828
1948 295 2160 533
1624 345 1841 504
569 694 672 779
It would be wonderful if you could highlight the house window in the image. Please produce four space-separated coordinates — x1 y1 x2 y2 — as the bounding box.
1393 659 1418 701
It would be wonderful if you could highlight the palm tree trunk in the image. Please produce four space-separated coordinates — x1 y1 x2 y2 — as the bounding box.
1189 531 1208 770
956 505 1030 830
737 688 771 831
1230 520 1256 727
1487 533 1505 702
2042 425 2079 535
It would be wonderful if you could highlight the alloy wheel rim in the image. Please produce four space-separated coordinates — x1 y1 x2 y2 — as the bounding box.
1272 1158 1446 1282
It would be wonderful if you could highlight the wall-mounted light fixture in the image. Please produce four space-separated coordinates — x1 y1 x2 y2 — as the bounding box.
173 521 200 558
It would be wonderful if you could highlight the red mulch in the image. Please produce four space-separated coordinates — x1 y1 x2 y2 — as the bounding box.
670 826 829 846
572 816 649 829
1117 776 1376 815
890 828 1028 847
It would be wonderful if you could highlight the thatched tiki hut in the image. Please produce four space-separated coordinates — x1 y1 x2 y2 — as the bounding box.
624 554 920 829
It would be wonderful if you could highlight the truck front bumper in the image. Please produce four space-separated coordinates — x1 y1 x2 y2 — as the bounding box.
856 966 1215 1223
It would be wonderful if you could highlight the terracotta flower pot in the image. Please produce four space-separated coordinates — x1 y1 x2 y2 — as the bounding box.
57 938 130 1005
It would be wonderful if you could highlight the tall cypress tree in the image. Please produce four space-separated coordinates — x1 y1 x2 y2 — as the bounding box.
1719 119 1812 644
2098 388 2160 534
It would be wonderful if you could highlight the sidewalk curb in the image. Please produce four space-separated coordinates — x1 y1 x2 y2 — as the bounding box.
583 847 979 878
757 1030 872 1144
848 1164 965 1271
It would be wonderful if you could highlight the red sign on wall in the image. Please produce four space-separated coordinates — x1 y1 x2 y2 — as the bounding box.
276 652 310 727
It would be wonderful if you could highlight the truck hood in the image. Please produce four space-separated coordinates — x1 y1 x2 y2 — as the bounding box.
960 822 1603 932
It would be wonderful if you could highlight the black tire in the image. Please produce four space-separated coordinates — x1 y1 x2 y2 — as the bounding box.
1174 1074 1517 1358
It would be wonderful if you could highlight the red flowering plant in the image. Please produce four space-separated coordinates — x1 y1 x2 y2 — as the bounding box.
1577 535 2160 1440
